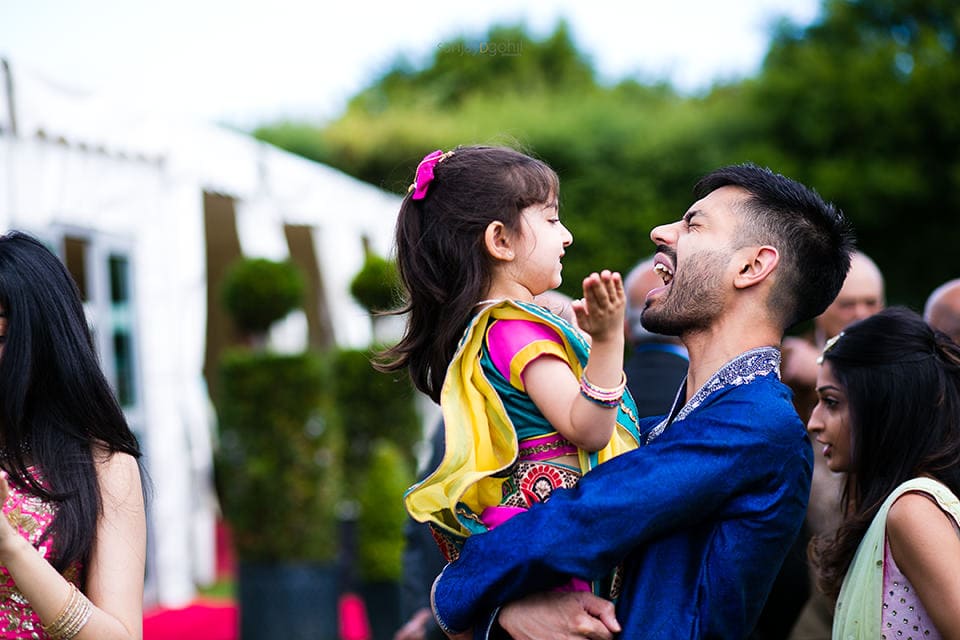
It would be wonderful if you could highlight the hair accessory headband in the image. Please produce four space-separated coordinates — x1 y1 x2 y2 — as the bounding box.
408 149 454 200
817 331 844 365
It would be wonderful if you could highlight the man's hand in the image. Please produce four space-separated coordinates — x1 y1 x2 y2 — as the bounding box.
394 608 435 640
498 591 621 640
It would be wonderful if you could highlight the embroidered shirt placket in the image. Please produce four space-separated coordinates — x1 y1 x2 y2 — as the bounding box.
645 347 782 444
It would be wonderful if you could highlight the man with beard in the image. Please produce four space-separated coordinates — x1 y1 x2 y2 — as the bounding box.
428 164 855 640
622 256 689 417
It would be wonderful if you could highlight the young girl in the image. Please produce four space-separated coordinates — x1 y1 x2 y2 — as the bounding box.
378 146 642 593
807 307 960 638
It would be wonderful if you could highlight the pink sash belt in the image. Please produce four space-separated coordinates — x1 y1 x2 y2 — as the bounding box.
479 432 590 592
517 433 577 461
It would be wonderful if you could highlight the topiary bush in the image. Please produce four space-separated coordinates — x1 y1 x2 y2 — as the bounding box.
222 258 305 335
215 350 342 562
215 255 345 640
349 252 400 313
329 347 419 484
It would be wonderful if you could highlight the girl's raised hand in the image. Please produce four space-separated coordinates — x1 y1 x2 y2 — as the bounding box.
571 270 625 343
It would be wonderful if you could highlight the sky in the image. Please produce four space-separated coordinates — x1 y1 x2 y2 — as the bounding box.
0 0 821 129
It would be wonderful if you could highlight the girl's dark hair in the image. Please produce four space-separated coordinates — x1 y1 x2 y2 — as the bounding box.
376 145 559 403
0 231 143 574
809 306 960 599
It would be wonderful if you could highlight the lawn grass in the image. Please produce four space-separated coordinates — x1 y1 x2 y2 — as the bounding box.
197 578 235 600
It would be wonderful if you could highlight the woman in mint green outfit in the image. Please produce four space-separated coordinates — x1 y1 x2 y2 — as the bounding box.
807 307 960 639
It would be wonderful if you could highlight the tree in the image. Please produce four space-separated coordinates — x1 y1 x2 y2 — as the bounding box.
255 4 960 308
750 0 960 307
255 23 709 292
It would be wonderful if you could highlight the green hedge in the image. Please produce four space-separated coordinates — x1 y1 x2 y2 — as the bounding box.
329 347 419 582
356 440 413 581
215 350 342 562
329 348 419 483
215 255 422 580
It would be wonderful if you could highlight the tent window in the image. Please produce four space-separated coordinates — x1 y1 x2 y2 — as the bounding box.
109 254 136 407
109 254 130 303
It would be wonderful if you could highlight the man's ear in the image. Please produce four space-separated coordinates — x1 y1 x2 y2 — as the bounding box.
733 245 779 290
484 221 515 262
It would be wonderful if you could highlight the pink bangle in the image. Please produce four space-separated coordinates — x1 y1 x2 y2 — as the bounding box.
579 372 626 407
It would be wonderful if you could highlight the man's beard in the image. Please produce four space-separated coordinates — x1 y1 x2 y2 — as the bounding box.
641 249 727 336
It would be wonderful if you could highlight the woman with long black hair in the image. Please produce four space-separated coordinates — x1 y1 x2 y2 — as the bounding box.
0 231 145 640
808 306 960 638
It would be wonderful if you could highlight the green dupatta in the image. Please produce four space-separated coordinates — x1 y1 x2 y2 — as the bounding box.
833 477 960 639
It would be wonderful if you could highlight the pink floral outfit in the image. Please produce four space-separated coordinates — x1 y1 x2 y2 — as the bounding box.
0 473 81 639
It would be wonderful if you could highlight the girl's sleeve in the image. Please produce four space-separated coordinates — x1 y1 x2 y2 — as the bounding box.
486 319 569 390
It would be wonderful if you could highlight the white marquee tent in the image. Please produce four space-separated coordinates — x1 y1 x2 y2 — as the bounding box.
0 57 406 607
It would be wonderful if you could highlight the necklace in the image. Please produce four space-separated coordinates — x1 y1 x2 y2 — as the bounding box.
473 299 503 308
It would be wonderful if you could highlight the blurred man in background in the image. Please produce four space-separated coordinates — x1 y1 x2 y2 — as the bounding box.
924 278 960 345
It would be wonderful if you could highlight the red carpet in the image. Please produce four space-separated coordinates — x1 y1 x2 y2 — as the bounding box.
143 599 237 640
143 521 238 639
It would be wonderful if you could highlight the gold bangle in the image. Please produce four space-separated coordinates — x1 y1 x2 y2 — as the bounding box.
43 585 77 635
42 583 93 640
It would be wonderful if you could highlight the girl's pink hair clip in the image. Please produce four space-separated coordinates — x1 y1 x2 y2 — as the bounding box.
408 149 454 200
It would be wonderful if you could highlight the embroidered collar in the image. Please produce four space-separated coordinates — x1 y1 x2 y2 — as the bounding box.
645 346 781 444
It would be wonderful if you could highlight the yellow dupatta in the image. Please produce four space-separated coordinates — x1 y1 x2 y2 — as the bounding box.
404 299 640 540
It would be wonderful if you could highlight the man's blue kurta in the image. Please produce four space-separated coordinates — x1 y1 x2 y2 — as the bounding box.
431 347 813 639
